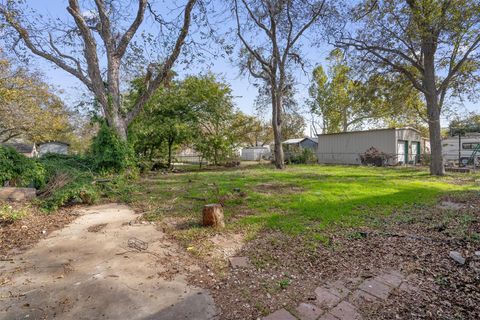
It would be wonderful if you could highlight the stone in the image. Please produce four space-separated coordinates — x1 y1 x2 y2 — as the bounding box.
319 313 339 320
329 301 362 320
437 201 463 210
449 251 465 265
263 308 297 320
349 290 377 304
229 256 250 268
0 187 36 202
375 271 403 288
474 251 480 260
358 278 392 300
295 303 323 320
202 204 225 228
325 280 350 299
314 287 341 309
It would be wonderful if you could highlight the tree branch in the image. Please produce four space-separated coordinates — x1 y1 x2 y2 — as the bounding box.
126 0 197 124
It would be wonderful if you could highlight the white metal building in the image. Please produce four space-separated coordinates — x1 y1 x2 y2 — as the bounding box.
38 141 70 157
316 128 429 165
241 146 270 161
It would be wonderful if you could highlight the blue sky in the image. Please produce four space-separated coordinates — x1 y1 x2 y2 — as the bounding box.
17 1 480 131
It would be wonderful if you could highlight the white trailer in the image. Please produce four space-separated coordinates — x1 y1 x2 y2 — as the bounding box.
442 133 480 166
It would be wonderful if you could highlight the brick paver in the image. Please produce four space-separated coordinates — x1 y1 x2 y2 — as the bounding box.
318 313 338 320
295 302 323 320
315 287 342 309
358 278 392 299
329 301 362 320
263 308 297 320
263 271 407 320
349 289 377 304
376 271 403 287
324 280 350 299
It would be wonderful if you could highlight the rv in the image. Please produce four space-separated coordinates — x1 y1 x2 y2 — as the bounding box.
442 133 480 166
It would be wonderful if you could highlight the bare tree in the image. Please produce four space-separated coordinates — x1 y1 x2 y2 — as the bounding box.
0 0 197 140
337 0 480 176
233 0 331 169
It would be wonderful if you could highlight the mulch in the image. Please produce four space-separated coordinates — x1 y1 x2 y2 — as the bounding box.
0 203 77 258
189 191 480 320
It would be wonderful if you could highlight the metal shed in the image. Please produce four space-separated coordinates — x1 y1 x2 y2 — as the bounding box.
38 141 70 157
241 146 270 161
283 137 318 150
316 128 428 165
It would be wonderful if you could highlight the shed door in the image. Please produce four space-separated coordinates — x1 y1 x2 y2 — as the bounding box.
413 141 421 163
397 141 406 163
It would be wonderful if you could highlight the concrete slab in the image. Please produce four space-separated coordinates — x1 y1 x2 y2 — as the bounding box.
0 204 216 320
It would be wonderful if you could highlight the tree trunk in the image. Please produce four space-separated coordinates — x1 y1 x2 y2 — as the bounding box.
202 204 225 228
422 39 445 176
167 138 174 168
425 94 445 176
271 88 284 169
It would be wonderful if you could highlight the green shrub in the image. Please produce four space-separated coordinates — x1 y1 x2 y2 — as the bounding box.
39 174 99 211
90 123 135 173
0 145 46 188
0 203 30 223
37 154 98 211
287 148 317 164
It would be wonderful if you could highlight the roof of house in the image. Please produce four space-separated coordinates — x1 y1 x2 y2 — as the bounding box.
283 137 318 145
316 127 421 136
2 143 36 154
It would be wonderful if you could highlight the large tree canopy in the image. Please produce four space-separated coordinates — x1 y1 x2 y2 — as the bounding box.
309 50 427 134
337 0 480 175
0 0 198 140
0 56 72 143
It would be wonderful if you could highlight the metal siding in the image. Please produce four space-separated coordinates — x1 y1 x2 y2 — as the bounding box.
317 129 396 164
299 139 317 150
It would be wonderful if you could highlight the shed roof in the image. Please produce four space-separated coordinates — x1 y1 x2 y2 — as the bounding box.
283 137 318 144
317 127 421 136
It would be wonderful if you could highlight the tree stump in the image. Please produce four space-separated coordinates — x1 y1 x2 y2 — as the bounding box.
202 204 225 228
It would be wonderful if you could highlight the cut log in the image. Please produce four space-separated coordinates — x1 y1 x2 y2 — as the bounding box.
202 204 225 228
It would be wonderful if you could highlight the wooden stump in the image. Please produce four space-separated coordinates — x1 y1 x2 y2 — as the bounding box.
202 204 225 228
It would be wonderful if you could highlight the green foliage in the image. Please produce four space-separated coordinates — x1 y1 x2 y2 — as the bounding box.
36 153 97 211
0 145 45 188
39 173 98 211
0 203 29 223
129 74 241 167
286 148 317 164
90 123 135 172
309 50 427 134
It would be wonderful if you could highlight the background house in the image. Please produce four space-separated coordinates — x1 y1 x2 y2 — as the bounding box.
316 128 429 165
2 143 38 158
38 141 70 157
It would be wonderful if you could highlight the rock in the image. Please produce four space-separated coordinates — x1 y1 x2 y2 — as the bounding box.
202 204 225 228
229 256 250 268
449 251 465 265
0 187 36 202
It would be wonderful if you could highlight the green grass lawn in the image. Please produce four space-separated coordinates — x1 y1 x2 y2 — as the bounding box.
123 164 479 248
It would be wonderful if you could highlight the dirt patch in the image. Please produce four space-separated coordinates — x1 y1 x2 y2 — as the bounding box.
0 203 77 257
254 183 304 195
190 192 480 320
